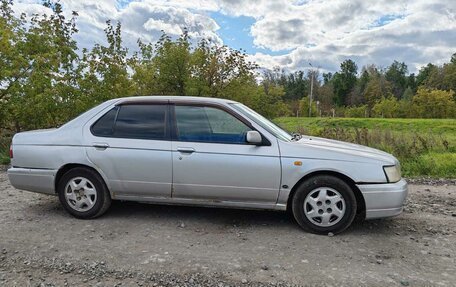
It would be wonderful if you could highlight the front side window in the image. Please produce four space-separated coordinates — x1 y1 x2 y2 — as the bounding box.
91 104 168 140
175 105 251 144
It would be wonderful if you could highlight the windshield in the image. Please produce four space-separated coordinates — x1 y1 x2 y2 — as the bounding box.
231 103 292 142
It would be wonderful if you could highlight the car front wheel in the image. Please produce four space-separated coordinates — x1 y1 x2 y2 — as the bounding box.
291 175 357 234
58 167 111 219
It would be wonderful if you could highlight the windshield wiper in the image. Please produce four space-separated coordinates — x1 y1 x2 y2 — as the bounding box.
291 133 302 141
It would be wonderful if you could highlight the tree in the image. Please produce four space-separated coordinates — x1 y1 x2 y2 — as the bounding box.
332 59 358 106
152 31 191 96
262 67 284 89
317 83 335 115
385 60 408 99
347 68 369 106
363 69 393 115
411 88 456 118
186 39 258 98
358 68 370 96
372 96 400 118
0 0 26 130
298 96 317 117
344 105 368 118
283 71 308 101
129 40 159 96
442 53 456 93
256 84 290 118
77 20 132 112
407 73 417 93
402 87 414 101
416 63 441 89
322 72 333 85
1 0 80 131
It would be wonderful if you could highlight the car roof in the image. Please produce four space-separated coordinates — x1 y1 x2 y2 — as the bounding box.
115 96 238 105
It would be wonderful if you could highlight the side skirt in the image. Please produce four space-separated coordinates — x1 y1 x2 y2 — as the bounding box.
114 195 287 211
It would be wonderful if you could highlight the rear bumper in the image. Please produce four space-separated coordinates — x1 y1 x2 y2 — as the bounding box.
7 167 56 195
357 178 408 219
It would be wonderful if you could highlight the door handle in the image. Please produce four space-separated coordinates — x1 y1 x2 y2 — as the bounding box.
93 142 109 149
177 147 195 154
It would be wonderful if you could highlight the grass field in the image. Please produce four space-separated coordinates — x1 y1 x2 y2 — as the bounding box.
274 117 456 178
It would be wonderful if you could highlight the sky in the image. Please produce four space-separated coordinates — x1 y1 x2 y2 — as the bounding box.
13 0 456 74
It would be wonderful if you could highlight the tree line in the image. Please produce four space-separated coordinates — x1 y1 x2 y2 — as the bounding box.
287 57 456 119
1 0 455 134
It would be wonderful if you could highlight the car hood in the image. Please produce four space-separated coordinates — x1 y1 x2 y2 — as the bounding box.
279 135 398 165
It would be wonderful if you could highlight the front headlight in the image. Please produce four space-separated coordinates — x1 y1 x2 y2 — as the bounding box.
383 165 401 183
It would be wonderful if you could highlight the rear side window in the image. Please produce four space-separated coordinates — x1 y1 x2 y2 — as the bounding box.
91 104 168 140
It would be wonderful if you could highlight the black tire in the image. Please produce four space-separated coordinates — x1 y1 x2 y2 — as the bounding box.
58 167 111 219
291 175 357 235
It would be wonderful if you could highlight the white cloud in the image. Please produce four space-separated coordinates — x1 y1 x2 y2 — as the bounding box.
144 19 183 35
13 0 221 52
115 2 222 50
243 0 456 73
12 0 456 73
12 1 52 16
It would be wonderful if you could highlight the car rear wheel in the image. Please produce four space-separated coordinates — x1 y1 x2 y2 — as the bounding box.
291 175 357 235
58 167 111 219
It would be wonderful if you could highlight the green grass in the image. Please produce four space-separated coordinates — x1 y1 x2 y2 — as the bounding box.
275 117 456 140
405 152 456 178
274 117 456 178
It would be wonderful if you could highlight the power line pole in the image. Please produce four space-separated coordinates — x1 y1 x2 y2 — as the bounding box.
308 63 314 117
308 62 320 117
309 70 314 117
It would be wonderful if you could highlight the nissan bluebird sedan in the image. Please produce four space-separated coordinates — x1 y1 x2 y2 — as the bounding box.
7 96 408 234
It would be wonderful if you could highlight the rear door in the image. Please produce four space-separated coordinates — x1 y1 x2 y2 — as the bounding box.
85 103 172 198
170 103 281 204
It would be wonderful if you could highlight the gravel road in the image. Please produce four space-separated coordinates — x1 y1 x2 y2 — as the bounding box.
0 169 455 287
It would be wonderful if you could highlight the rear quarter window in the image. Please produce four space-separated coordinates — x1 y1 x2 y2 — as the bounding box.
91 107 118 136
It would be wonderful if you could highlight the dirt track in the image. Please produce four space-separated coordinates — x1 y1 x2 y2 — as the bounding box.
0 169 455 286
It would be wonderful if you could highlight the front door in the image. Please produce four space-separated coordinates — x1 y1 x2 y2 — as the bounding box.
171 104 281 204
85 103 172 198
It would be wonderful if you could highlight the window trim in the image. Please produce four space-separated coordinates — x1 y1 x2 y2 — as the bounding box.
170 102 271 146
90 103 171 141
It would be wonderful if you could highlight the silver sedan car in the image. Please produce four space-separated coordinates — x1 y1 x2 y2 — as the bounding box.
7 96 408 234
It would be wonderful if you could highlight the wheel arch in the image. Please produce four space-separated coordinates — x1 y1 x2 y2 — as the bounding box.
54 163 111 196
286 170 366 216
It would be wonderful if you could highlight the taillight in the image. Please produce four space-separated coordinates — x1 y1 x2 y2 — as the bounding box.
9 145 13 158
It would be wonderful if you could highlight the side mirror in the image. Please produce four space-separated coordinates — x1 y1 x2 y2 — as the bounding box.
246 130 262 145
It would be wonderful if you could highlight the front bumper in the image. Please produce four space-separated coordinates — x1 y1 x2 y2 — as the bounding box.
7 167 56 195
357 178 408 219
